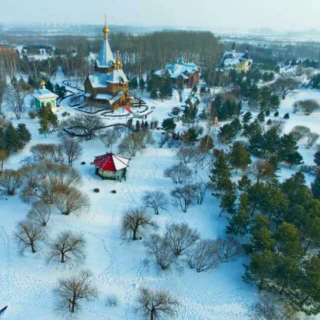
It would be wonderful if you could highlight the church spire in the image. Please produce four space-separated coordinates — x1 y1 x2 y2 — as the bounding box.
103 14 110 40
97 15 115 67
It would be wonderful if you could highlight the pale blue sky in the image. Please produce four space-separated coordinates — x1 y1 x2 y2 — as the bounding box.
1 0 320 31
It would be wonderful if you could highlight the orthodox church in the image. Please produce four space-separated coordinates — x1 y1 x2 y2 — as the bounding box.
219 42 253 73
84 19 132 112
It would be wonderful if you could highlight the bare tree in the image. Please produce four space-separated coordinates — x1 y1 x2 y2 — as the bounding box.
61 114 104 140
271 76 299 100
0 169 23 195
30 144 64 163
176 146 197 164
60 137 82 167
170 185 197 213
0 74 6 114
186 239 220 272
14 220 46 254
306 132 319 149
293 99 320 115
48 231 86 265
5 84 31 119
214 237 242 263
54 270 98 314
250 160 275 185
21 162 82 204
54 187 90 216
138 130 155 149
138 287 179 320
121 207 157 240
165 223 199 256
0 149 8 172
99 129 118 151
142 191 168 215
249 293 298 320
290 126 311 141
191 182 208 205
164 163 193 184
144 234 176 270
27 201 52 227
118 132 143 157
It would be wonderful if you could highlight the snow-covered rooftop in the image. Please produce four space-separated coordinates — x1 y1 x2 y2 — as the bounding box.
95 91 124 105
89 69 128 88
156 58 200 79
33 88 58 100
94 153 130 171
97 38 115 68
221 50 252 68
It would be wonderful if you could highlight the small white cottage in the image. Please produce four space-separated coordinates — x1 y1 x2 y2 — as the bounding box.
33 80 58 111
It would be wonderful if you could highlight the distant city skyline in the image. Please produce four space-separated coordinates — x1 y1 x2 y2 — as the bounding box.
1 0 320 32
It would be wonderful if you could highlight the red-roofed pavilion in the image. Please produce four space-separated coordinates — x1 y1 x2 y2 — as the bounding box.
94 153 130 181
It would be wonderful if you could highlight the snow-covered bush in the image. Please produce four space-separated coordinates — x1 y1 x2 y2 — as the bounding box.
214 237 242 263
145 234 175 270
186 239 220 272
0 169 23 196
165 223 199 257
106 294 119 307
164 163 193 185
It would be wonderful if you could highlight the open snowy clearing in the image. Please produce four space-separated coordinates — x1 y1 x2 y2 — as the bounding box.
1 79 320 319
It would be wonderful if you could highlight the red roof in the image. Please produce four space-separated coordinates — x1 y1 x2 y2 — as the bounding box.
94 153 130 172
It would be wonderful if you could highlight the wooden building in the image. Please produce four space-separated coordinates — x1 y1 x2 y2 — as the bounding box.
84 19 132 112
185 93 200 108
94 153 130 181
155 57 200 88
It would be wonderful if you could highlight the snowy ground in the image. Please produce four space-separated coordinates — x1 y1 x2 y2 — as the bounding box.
1 77 320 319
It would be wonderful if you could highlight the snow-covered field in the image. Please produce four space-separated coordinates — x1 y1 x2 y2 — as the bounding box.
1 77 320 319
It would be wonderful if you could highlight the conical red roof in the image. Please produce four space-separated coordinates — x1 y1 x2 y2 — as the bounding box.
94 153 130 172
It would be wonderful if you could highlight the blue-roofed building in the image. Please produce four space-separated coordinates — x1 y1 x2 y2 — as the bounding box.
155 57 200 88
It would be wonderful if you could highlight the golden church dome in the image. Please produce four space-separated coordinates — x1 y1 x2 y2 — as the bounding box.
103 26 109 34
115 59 122 69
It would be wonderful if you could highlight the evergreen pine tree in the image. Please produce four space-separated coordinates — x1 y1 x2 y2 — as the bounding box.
210 153 232 191
257 111 265 123
229 141 252 173
47 109 59 129
162 118 176 132
312 175 320 200
150 88 158 99
17 124 31 146
39 116 49 137
0 127 6 151
243 111 252 124
219 184 236 216
5 123 22 154
314 150 320 166
139 78 146 94
278 134 303 166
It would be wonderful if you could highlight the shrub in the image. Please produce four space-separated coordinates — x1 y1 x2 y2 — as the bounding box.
186 239 220 272
106 294 119 307
284 113 290 119
28 111 37 119
93 188 100 193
